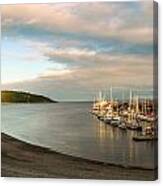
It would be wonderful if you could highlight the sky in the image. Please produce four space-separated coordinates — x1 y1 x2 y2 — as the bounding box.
1 1 155 101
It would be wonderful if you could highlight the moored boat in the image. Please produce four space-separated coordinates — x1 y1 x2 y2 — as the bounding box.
103 116 112 124
110 115 121 127
103 103 113 124
91 88 157 135
133 135 158 141
118 122 126 130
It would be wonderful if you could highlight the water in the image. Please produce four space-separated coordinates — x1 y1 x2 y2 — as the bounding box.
1 103 157 169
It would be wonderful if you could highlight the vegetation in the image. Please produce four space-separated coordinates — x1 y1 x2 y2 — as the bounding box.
1 90 57 103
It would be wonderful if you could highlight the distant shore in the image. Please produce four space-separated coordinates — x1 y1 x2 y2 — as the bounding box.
1 133 157 180
1 90 57 103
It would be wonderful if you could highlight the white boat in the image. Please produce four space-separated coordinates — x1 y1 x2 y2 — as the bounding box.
118 122 126 130
110 116 121 126
126 120 142 131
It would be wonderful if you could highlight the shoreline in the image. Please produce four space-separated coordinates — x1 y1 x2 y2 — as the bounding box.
1 133 157 180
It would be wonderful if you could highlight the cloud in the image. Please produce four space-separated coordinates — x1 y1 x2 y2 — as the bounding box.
2 60 153 101
2 2 153 44
2 50 153 88
44 45 153 68
47 47 96 56
40 69 73 78
1 2 154 101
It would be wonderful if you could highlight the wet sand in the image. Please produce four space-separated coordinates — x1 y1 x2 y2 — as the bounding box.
1 133 157 180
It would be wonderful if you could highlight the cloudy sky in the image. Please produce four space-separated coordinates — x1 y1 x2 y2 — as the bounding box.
1 1 154 101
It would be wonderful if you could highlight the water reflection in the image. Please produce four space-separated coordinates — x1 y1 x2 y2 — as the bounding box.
2 103 157 169
96 121 109 141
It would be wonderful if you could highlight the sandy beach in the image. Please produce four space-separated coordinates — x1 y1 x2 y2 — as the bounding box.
1 133 157 180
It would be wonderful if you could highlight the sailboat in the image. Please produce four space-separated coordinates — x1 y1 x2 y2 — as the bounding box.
103 103 113 124
111 100 121 127
103 86 121 126
126 90 142 131
96 91 107 120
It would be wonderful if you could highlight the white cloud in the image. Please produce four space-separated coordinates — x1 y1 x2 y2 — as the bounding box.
40 69 73 78
1 2 154 100
49 48 96 56
2 2 154 44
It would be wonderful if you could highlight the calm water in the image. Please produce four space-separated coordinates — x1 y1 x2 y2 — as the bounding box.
1 103 157 169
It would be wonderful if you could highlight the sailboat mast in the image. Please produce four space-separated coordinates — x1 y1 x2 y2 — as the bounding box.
129 89 132 109
99 91 102 102
136 95 139 113
144 97 147 115
141 99 144 113
121 88 124 102
110 86 113 103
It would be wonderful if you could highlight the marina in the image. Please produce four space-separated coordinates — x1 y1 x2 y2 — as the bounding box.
91 87 158 141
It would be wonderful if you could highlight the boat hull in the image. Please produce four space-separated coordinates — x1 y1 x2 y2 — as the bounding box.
133 135 158 141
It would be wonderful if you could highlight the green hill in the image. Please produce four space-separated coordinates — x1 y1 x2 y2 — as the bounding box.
1 90 57 103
